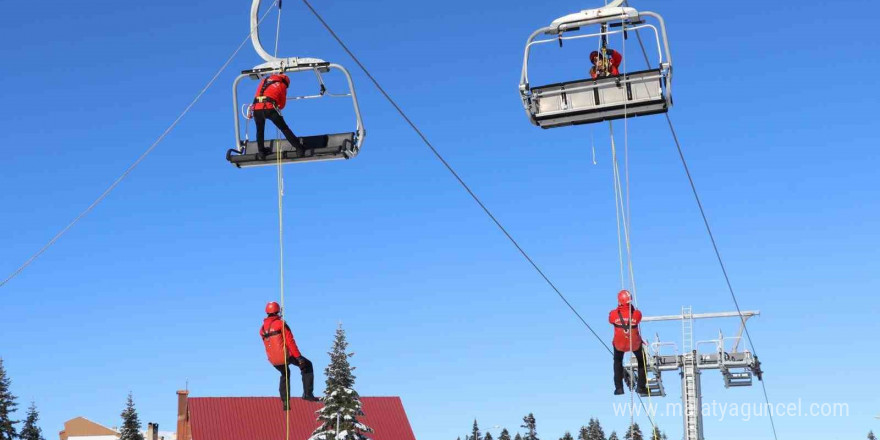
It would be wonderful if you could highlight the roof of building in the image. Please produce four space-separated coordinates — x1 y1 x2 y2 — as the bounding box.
187 396 416 440
59 417 119 440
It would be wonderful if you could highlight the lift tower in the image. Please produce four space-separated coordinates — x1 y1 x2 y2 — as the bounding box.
626 307 764 440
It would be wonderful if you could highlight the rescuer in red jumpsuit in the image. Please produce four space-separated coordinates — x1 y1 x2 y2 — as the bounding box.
252 73 304 160
260 301 319 409
609 289 648 395
590 49 623 79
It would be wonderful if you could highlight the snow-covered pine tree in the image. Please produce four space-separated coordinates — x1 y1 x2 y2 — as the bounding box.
650 427 662 440
586 418 605 440
468 420 482 440
577 426 588 440
310 325 373 440
623 423 642 440
19 403 44 440
608 431 619 440
868 431 877 440
0 359 17 440
520 414 539 440
514 434 523 440
559 432 574 440
499 429 511 440
485 433 494 440
119 393 144 440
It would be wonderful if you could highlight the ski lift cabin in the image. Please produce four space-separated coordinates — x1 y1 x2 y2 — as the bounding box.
226 0 365 168
519 3 673 128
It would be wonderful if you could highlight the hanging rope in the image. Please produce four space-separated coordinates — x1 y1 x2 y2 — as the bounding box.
270 1 292 437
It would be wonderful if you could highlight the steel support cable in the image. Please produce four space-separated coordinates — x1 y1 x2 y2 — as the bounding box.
298 0 613 352
0 1 281 289
623 3 779 438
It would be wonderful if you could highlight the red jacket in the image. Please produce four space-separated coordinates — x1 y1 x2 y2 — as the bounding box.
253 74 289 110
609 304 642 352
590 49 623 78
260 315 301 365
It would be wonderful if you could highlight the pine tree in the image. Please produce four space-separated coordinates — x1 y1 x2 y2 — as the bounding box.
499 429 511 440
869 431 877 440
119 393 144 440
0 359 18 440
560 432 574 440
468 420 482 440
577 427 588 440
649 427 663 440
310 325 373 440
485 433 494 440
623 424 642 440
585 418 605 440
520 414 538 440
18 403 43 440
608 431 619 440
514 434 523 440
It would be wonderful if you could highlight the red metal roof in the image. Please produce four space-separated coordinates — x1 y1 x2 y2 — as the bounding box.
187 396 416 440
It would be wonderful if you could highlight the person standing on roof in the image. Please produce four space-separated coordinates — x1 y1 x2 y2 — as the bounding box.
252 73 304 160
260 301 319 410
609 289 648 395
590 49 623 78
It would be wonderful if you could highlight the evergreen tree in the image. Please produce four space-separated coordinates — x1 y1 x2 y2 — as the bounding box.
623 424 642 440
585 418 605 440
577 427 588 440
514 434 523 440
0 359 17 440
19 403 44 440
560 432 574 440
310 325 373 440
468 419 482 440
520 414 538 440
869 431 877 440
119 393 143 440
499 429 511 440
608 432 619 440
485 433 494 440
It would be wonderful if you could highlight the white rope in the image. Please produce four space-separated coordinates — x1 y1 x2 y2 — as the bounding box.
0 1 280 289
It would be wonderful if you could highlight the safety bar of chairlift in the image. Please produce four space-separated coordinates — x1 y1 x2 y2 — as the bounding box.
529 71 665 101
519 11 672 123
232 63 365 153
650 341 679 356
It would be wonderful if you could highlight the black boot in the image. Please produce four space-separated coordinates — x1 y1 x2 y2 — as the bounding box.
614 387 625 395
257 147 272 160
301 371 319 401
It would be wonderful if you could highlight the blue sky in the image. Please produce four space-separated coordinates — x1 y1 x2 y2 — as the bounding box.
1 0 878 439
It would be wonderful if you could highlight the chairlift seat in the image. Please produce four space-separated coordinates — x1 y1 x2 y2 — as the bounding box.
528 68 668 128
227 132 357 168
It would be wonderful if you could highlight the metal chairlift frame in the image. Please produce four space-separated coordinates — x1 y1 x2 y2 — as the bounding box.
227 0 365 168
519 0 673 128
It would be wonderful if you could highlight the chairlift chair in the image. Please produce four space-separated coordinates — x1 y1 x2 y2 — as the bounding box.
519 0 673 128
226 0 365 168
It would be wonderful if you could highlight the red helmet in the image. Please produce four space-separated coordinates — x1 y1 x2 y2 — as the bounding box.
265 301 281 315
617 289 632 306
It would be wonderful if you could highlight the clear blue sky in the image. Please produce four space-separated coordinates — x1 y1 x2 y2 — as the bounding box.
1 0 878 439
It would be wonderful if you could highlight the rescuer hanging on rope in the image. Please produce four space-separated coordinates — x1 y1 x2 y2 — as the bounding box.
260 301 319 409
610 289 648 395
252 73 304 160
590 49 623 78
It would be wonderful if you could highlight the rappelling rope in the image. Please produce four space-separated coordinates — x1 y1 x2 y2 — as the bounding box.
0 2 280 289
269 1 292 438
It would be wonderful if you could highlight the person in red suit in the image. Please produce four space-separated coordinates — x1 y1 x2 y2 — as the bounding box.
260 301 319 410
609 289 648 395
590 49 623 78
252 73 304 160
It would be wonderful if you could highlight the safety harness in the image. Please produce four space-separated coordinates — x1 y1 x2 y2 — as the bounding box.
261 316 284 340
614 307 638 332
253 77 285 108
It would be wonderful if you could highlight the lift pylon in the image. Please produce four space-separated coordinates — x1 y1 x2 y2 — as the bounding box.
626 307 764 440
